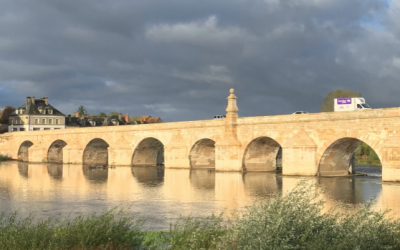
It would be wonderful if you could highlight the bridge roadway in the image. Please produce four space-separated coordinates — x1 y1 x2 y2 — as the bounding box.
1 89 400 182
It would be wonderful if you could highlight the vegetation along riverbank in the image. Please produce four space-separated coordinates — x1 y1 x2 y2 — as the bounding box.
1 182 400 249
0 154 10 162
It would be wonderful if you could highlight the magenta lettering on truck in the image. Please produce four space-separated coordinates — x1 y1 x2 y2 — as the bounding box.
333 97 372 112
336 98 352 104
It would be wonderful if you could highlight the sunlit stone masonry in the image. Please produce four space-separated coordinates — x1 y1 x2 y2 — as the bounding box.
1 89 400 181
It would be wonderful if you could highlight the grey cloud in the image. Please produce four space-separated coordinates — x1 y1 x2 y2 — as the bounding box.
0 0 398 121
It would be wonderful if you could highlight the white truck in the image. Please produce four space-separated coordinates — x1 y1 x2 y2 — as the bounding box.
334 97 371 111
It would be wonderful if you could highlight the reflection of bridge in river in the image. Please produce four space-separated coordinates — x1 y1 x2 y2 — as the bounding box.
2 89 400 181
0 162 394 217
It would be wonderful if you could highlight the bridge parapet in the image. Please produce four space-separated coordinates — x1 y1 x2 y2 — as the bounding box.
3 90 400 181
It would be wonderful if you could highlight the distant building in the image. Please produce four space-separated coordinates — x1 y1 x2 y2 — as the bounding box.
65 112 129 128
130 116 163 124
0 106 16 133
8 97 66 132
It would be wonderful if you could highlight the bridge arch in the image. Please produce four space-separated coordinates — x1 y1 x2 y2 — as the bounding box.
18 141 34 162
132 137 164 166
318 137 381 176
47 140 67 163
243 137 282 172
189 138 215 169
83 138 110 166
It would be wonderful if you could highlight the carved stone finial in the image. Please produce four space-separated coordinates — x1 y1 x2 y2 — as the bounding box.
226 88 238 113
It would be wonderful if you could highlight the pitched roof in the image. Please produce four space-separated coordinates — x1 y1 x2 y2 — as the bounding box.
11 98 65 117
0 106 16 123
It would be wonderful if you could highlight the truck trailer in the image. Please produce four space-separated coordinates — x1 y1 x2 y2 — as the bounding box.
334 97 371 112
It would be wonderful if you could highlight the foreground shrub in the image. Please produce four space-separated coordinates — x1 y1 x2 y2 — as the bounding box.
0 208 143 250
166 214 227 250
217 182 400 250
2 182 400 249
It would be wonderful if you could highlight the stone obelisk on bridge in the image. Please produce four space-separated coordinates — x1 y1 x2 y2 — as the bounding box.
215 88 242 171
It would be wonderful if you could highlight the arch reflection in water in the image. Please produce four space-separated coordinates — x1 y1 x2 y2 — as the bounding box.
242 172 282 196
190 169 215 189
131 166 164 187
83 166 108 183
318 177 381 204
47 164 63 180
17 162 29 178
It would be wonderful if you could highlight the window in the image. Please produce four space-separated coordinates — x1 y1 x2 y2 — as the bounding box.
33 128 40 131
42 118 46 124
35 118 39 124
56 119 59 125
44 128 50 130
49 119 53 124
49 109 53 114
20 128 25 131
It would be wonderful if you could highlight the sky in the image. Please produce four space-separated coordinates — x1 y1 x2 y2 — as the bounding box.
0 0 399 122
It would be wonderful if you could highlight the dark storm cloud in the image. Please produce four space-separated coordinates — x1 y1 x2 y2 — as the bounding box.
0 0 399 121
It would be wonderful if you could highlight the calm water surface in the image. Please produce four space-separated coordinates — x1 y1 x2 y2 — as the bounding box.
0 161 398 230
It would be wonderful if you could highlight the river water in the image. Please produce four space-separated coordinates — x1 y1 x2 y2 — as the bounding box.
0 161 398 230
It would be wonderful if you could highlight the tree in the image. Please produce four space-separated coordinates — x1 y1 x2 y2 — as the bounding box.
76 105 87 117
320 90 362 112
129 116 142 122
108 111 122 116
98 112 107 117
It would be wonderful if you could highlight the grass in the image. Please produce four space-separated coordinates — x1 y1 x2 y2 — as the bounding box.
2 182 400 249
355 159 382 166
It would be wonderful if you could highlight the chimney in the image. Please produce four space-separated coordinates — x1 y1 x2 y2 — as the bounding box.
125 113 129 123
31 97 35 104
75 111 80 117
41 97 48 105
26 97 31 106
118 114 123 121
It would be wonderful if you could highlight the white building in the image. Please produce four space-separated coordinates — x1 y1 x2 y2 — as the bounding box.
8 97 66 132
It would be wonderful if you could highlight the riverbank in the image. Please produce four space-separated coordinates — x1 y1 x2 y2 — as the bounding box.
0 154 10 162
1 182 399 250
355 159 382 166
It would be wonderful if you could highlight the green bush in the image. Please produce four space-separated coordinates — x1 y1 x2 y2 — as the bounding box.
216 182 400 250
2 182 400 249
0 154 11 162
0 208 144 250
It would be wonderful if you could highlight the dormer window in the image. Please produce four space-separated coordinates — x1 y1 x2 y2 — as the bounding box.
48 109 53 114
15 110 19 115
38 106 44 114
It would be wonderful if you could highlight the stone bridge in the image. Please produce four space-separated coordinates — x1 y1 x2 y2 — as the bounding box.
1 89 400 182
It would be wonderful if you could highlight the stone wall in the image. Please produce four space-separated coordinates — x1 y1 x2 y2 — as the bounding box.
2 95 400 181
